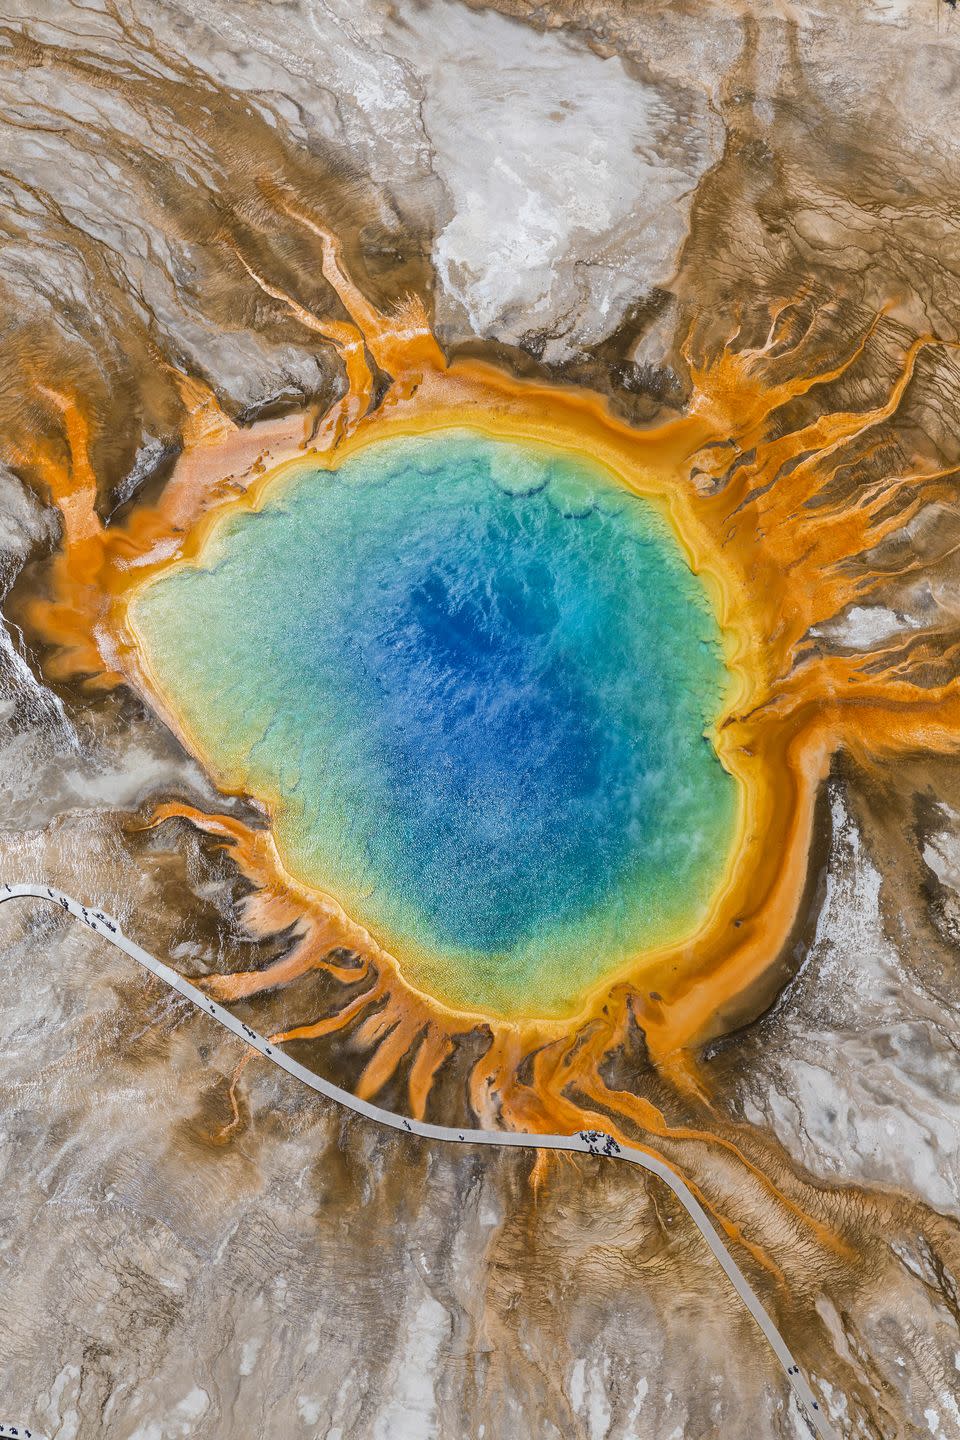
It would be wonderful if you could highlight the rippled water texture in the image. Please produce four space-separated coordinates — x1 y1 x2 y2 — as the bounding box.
131 432 736 1013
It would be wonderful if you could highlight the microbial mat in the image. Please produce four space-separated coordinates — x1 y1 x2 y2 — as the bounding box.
131 431 737 1015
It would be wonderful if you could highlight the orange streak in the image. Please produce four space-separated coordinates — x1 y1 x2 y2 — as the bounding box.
355 1011 423 1102
407 1030 455 1121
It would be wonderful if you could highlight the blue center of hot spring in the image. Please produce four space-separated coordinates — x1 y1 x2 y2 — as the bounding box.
132 431 737 1015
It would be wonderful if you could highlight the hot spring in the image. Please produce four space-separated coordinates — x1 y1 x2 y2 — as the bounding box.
129 430 738 1016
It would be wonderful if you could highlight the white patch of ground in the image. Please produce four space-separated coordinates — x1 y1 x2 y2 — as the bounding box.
372 1286 448 1440
398 6 720 357
812 604 922 648
737 789 960 1216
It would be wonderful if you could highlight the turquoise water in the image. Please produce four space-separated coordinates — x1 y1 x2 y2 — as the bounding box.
132 431 737 1015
